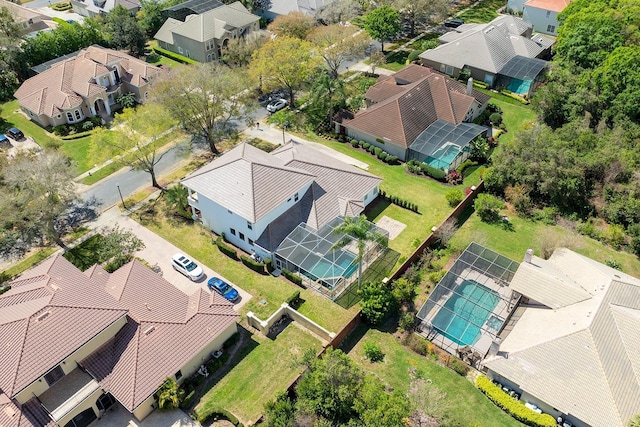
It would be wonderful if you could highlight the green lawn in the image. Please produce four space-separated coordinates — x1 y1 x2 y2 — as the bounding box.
380 50 410 72
345 327 523 427
456 0 505 23
194 326 322 425
146 40 187 68
0 100 59 148
136 204 357 331
450 207 640 278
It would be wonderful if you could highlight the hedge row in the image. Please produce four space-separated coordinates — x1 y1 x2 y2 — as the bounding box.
197 406 244 426
456 159 478 177
50 2 72 11
345 138 398 164
282 268 302 286
379 190 419 213
216 237 238 260
152 46 198 65
240 254 265 274
475 375 556 427
286 290 301 307
406 159 447 182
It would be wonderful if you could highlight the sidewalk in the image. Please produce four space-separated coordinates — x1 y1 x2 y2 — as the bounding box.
242 122 370 170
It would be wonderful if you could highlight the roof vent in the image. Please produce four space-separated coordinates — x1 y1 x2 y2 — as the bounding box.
144 326 156 336
523 248 534 263
145 303 151 311
50 283 59 291
36 311 50 322
4 406 16 417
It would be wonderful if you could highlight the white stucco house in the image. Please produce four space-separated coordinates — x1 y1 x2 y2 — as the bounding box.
507 0 571 35
182 141 384 297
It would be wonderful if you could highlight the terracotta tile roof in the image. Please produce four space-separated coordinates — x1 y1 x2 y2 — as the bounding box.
524 0 571 13
14 45 160 117
344 67 487 149
81 260 238 411
0 255 128 398
0 394 55 427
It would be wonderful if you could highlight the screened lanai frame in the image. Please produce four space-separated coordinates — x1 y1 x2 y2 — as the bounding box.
417 242 521 357
274 217 389 300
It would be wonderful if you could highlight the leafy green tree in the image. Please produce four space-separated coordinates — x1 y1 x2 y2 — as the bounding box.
221 32 266 67
250 36 322 107
98 225 146 270
470 136 490 161
474 193 505 223
152 63 254 154
308 24 371 78
264 391 296 427
268 11 316 39
91 103 177 189
592 46 640 123
308 72 347 130
355 376 410 427
296 348 364 424
0 6 21 98
137 0 180 37
164 184 191 218
157 378 183 410
392 0 449 36
391 277 416 306
361 5 401 52
330 215 388 289
358 280 396 325
105 5 146 56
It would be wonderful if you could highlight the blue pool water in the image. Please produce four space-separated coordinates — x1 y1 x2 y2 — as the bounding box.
427 145 461 170
306 255 357 280
507 78 532 95
431 280 500 346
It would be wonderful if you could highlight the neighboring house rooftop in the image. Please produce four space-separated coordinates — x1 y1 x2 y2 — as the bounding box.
80 0 140 16
0 0 46 29
155 1 258 44
344 65 489 149
484 248 640 427
163 0 223 20
524 0 571 12
263 0 333 17
421 16 547 73
14 45 159 117
0 255 128 399
81 261 238 411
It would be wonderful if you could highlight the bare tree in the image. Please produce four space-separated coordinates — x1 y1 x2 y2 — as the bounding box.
407 368 450 427
315 0 362 24
308 24 371 78
393 0 450 36
433 218 458 247
151 63 255 154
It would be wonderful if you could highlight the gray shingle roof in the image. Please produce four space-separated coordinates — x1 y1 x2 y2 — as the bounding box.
484 249 640 427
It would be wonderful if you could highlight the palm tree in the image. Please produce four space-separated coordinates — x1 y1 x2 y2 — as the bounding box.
311 72 346 131
157 378 183 410
164 184 191 218
331 215 388 289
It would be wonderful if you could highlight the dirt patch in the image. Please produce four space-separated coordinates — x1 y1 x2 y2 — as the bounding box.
376 216 406 240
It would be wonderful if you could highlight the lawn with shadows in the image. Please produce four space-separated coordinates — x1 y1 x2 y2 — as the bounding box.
456 0 505 23
343 326 523 427
194 325 322 425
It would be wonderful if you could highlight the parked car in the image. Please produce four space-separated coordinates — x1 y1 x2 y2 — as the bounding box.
6 127 24 140
266 98 288 113
207 277 240 303
171 253 204 281
0 134 9 145
444 18 464 28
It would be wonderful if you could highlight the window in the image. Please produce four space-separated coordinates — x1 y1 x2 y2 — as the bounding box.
239 232 245 241
364 194 368 201
66 112 74 122
294 193 299 202
144 92 148 99
439 64 446 73
178 47 183 54
230 228 236 236
547 24 556 33
228 209 233 214
247 221 252 230
44 365 65 386
175 370 182 380
445 65 454 76
185 50 190 58
249 239 254 245
75 110 82 120
96 393 116 412
546 10 551 18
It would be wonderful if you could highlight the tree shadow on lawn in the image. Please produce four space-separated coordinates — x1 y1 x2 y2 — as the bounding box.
364 197 391 221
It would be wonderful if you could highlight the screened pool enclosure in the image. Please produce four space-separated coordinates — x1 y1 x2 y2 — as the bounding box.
417 243 521 357
274 217 388 300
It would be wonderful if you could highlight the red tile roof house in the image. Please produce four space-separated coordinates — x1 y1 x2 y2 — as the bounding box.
13 45 161 128
337 64 491 167
0 254 238 427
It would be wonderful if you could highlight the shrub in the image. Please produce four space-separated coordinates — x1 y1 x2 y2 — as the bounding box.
421 39 439 50
505 184 532 215
604 224 626 249
475 376 556 427
362 142 371 149
631 236 640 257
532 207 558 225
407 49 422 62
419 163 447 181
53 125 70 136
449 358 469 376
282 268 302 286
240 254 265 274
373 147 383 157
605 259 622 270
180 389 196 409
407 159 422 174
363 341 385 362
489 112 503 125
445 189 464 207
386 155 398 164
474 194 505 223
51 1 72 11
446 171 463 185
153 46 199 65
350 139 359 148
456 159 478 177
378 151 388 161
359 140 366 147
82 121 94 131
265 257 275 273
428 270 445 284
406 333 429 356
216 237 238 260
197 406 244 426
286 290 301 307
398 312 415 331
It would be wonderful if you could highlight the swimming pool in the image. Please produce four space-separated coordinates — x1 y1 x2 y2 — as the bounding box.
426 144 461 170
305 254 357 281
431 280 500 346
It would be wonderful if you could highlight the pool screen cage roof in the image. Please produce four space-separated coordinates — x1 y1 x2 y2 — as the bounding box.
417 242 521 358
498 55 548 81
409 120 487 164
275 217 389 294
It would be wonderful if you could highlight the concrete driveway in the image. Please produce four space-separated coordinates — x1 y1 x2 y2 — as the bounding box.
91 402 199 427
100 211 252 310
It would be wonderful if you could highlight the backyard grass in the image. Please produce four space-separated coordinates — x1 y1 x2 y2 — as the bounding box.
379 50 410 71
0 100 59 148
449 206 640 278
194 325 322 425
1 248 57 279
60 134 97 173
456 0 505 23
344 327 523 427
146 40 182 68
135 201 357 331
486 96 536 146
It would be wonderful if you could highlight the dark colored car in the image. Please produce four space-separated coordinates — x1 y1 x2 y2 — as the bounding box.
207 277 240 303
444 18 464 28
6 127 24 140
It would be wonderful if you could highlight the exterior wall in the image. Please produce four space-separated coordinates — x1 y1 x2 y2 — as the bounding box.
132 321 238 422
523 6 560 35
71 0 90 16
507 0 527 12
362 186 379 208
343 127 408 161
169 33 207 62
14 315 128 404
420 57 498 87
56 388 105 427
189 182 312 256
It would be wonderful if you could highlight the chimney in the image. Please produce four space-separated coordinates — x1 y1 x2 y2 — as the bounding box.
466 77 473 95
524 248 534 263
487 337 501 357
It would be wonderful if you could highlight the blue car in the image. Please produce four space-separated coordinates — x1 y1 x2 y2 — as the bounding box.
207 277 240 303
0 134 9 145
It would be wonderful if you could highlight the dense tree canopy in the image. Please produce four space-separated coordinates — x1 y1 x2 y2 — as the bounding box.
105 5 146 56
361 5 401 52
268 11 316 39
